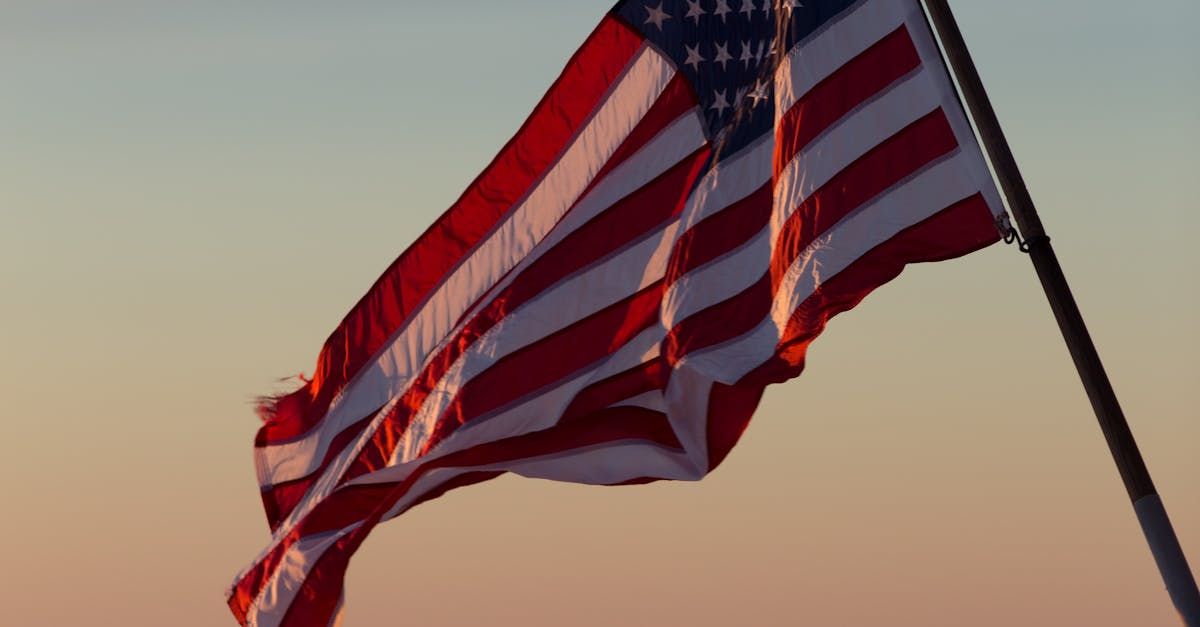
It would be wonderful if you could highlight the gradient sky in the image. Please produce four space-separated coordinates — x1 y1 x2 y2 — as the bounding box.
1 1 1197 625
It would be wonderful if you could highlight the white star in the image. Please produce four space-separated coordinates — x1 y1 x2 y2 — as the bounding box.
710 89 730 116
739 0 756 19
713 41 733 70
684 43 705 71
740 40 757 69
748 79 770 106
645 2 671 30
761 0 773 17
755 39 768 63
685 0 705 24
713 0 732 22
758 36 777 63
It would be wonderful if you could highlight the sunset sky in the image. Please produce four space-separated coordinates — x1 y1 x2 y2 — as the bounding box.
1 1 1197 625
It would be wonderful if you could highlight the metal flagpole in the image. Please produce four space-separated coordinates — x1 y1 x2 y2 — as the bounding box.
919 0 1200 623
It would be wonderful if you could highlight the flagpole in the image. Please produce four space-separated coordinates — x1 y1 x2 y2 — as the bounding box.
919 0 1200 623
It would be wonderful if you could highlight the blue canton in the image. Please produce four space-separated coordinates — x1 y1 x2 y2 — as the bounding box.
613 0 860 157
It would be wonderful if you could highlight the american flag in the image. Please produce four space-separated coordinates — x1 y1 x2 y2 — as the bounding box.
229 1 1007 624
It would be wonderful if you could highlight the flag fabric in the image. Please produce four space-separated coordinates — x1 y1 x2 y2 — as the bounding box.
229 1 1006 624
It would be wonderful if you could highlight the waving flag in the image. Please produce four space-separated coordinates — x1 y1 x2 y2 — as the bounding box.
229 1 1007 624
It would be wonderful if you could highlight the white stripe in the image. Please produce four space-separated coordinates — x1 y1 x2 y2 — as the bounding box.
664 68 940 327
774 0 909 117
373 439 700 526
587 325 664 383
900 0 1006 218
661 358 718 472
681 151 984 384
678 133 774 232
246 524 362 627
255 46 679 491
507 440 700 484
610 390 667 413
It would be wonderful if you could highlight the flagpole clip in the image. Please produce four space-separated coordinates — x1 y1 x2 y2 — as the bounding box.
996 213 1046 254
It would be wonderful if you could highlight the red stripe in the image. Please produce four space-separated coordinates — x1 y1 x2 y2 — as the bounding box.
665 184 773 284
745 194 1000 387
254 16 644 451
706 381 766 472
561 357 670 422
664 110 959 363
774 25 920 175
